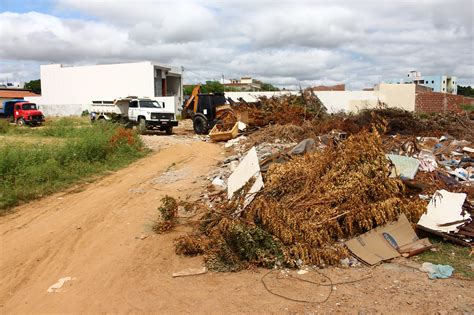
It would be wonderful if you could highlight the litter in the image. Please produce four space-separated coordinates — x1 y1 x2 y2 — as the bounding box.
345 214 430 265
227 146 264 208
289 138 316 155
386 154 420 180
419 262 454 279
417 190 468 233
212 177 226 189
47 276 75 293
172 266 208 278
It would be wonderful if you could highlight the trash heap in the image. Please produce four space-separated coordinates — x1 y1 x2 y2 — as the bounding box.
176 130 426 271
232 89 327 128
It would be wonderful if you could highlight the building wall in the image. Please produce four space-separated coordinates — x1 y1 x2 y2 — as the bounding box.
374 83 416 111
40 62 155 105
415 91 468 113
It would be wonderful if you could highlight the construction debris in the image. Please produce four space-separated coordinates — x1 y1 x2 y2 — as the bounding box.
176 130 427 270
172 267 208 278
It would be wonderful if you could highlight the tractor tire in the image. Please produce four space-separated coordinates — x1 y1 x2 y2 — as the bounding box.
165 126 173 135
193 115 209 135
17 118 25 127
138 118 147 135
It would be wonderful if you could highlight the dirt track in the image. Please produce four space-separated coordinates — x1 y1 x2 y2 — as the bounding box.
1 131 473 314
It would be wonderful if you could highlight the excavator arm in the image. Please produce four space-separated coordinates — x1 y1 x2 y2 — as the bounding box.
181 84 201 119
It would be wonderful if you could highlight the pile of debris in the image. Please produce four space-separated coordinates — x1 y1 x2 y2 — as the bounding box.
231 89 327 128
174 130 429 271
154 99 473 272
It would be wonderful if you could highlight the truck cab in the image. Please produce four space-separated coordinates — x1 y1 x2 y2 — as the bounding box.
129 98 178 134
0 100 45 126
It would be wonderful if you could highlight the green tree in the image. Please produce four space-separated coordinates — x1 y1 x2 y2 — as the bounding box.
201 81 224 93
24 79 41 94
260 82 280 91
457 85 474 97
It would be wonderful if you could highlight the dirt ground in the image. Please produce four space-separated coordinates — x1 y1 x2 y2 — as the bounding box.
0 123 473 314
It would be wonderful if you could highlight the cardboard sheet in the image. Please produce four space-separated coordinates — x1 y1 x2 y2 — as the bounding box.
345 214 419 265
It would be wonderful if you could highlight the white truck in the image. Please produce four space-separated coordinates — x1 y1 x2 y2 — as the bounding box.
90 97 178 134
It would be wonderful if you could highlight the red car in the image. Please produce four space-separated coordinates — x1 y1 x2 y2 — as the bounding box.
0 100 45 126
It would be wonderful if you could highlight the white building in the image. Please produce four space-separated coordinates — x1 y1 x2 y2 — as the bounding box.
27 61 183 116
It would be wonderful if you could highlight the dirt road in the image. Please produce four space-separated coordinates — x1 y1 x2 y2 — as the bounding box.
1 133 473 314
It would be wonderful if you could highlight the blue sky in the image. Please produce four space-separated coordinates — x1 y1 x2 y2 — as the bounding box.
0 0 472 88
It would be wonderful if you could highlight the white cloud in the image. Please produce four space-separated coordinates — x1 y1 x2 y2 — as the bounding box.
0 0 472 87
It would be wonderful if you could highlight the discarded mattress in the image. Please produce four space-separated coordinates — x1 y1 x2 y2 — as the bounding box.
417 190 468 233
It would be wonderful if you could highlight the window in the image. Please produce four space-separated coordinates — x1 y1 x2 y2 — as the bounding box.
442 88 445 91
443 80 445 83
22 103 37 110
432 81 434 84
139 100 162 108
130 100 138 108
15 105 20 110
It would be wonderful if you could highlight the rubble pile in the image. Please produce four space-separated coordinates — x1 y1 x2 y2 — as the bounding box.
233 89 326 128
176 130 427 270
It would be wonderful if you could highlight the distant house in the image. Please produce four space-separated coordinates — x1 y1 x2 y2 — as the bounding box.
224 77 262 91
0 88 39 109
384 71 458 94
310 84 345 91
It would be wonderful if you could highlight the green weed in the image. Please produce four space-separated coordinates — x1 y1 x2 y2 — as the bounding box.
0 122 146 212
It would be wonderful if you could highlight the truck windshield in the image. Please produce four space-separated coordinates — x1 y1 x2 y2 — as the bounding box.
140 100 161 108
22 104 37 110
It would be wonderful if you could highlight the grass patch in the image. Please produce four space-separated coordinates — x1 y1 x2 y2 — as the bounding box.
413 239 473 279
0 120 147 212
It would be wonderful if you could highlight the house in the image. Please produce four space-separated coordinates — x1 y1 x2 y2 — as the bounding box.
27 61 183 115
0 88 39 110
384 71 458 94
310 84 345 91
223 77 262 91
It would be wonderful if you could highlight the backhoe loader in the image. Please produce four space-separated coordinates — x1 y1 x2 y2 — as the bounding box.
181 84 236 134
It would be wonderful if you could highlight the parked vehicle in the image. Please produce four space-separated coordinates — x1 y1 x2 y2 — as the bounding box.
181 85 236 134
90 97 178 134
0 99 45 126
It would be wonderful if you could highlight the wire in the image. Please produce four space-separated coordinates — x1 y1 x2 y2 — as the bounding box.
261 267 373 304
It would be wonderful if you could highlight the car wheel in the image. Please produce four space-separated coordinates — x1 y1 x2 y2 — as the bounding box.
138 118 147 135
193 115 209 134
165 126 173 135
17 118 25 127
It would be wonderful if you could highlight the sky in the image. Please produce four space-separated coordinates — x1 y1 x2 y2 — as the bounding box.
0 0 473 89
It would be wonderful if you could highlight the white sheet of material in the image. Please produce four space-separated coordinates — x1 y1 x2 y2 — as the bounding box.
417 190 468 233
227 147 264 207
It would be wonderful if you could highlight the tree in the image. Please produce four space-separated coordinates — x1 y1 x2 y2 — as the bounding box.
201 81 224 93
183 81 225 95
24 79 41 94
260 82 280 91
457 85 474 97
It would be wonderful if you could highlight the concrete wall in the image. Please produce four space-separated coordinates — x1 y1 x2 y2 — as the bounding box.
40 62 155 105
374 83 416 111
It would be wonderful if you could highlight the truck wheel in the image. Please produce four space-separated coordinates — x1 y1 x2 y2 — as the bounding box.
165 126 173 135
17 118 25 127
138 118 147 135
193 115 209 134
